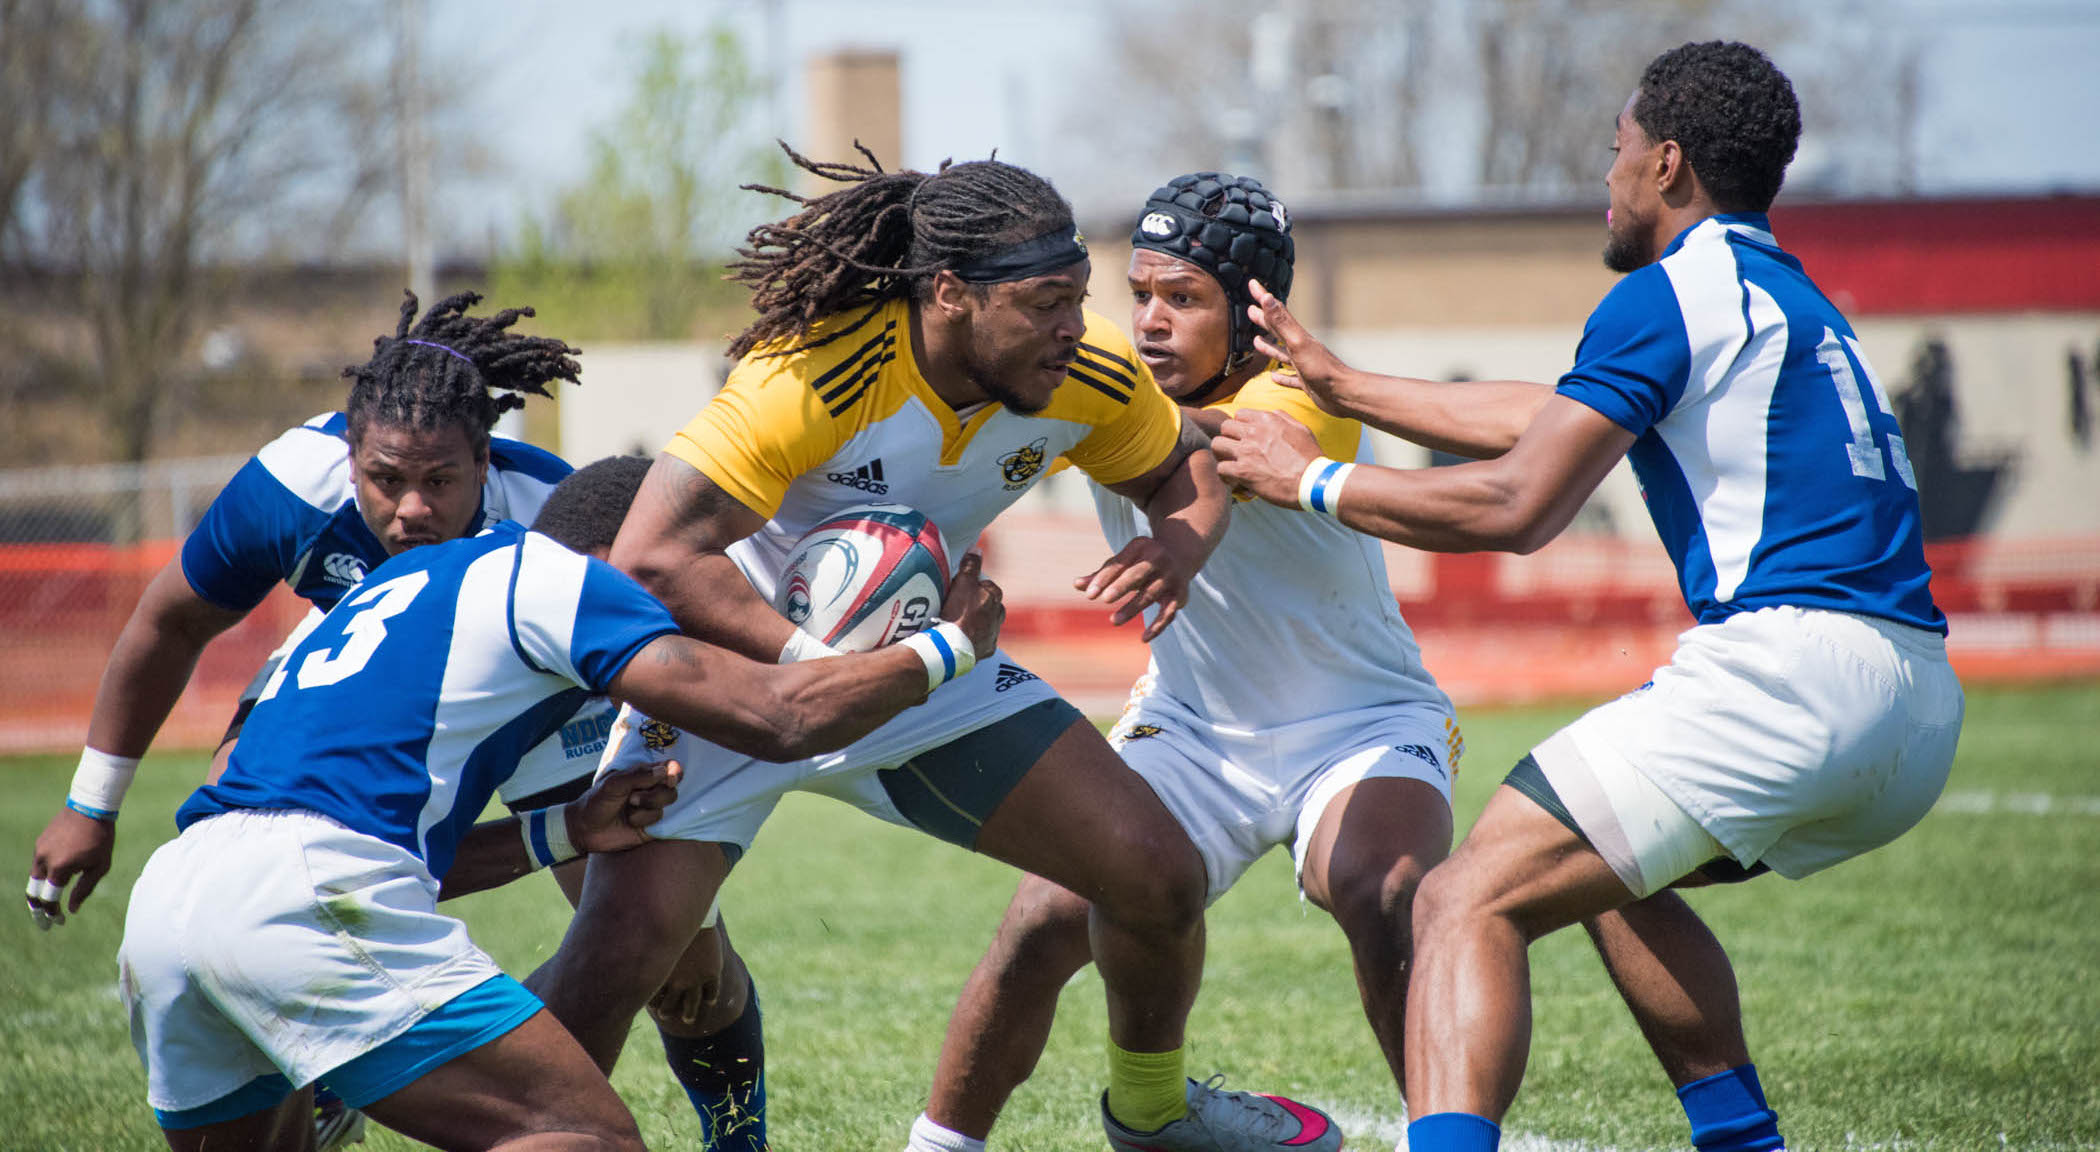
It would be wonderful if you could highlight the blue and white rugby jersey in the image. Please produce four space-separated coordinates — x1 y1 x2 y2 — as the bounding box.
176 521 679 881
179 412 572 613
1556 214 1944 634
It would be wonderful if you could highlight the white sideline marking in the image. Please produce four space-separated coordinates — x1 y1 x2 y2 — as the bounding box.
1934 790 2100 816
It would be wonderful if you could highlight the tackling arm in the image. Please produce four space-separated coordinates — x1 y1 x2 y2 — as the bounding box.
438 760 683 901
1245 279 1549 459
607 551 1006 762
1214 395 1636 554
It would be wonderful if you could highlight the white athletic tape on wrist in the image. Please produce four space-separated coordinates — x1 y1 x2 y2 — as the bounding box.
521 807 580 871
68 748 140 821
1296 456 1356 517
779 629 841 664
902 622 976 692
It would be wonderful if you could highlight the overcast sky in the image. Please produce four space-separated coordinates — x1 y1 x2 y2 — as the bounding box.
425 0 2100 255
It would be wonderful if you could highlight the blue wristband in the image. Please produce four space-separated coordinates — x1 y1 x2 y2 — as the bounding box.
65 798 117 823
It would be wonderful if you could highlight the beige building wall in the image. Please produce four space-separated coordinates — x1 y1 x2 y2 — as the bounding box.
802 50 903 178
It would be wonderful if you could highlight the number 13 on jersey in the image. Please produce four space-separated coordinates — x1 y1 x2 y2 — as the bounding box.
258 569 431 701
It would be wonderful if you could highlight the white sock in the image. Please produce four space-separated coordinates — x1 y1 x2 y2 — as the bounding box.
907 1112 987 1152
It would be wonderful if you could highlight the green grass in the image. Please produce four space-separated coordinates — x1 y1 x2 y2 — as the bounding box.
5 680 2098 1150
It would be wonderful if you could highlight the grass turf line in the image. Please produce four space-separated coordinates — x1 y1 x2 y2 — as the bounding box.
2 680 2095 1150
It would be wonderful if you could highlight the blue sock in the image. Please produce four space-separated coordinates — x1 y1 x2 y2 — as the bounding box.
659 984 767 1152
1677 1065 1784 1152
1407 1111 1501 1152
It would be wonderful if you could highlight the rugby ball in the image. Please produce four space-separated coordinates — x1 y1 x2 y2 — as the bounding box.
774 503 951 653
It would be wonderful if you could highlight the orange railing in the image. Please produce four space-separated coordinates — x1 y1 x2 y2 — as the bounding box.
3 528 2094 753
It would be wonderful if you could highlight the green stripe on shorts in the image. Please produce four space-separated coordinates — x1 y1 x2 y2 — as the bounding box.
876 698 1083 850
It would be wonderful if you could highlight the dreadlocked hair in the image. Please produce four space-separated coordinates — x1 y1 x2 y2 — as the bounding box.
342 291 582 454
725 142 1075 360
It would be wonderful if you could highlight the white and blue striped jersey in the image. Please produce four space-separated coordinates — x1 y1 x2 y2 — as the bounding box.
1556 214 1943 633
179 412 572 613
176 521 679 882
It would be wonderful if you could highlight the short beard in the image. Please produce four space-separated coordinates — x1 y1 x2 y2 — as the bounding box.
966 350 1052 415
1602 224 1651 274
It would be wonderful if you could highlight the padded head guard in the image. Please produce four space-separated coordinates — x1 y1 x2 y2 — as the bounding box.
1129 172 1295 370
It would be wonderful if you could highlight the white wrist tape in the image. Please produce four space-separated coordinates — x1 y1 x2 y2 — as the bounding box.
1297 456 1356 517
68 748 140 822
521 806 580 871
779 629 841 664
901 621 976 692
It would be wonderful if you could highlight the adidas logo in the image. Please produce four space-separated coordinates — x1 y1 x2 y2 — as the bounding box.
826 459 889 494
1395 743 1444 777
993 663 1039 692
321 552 367 587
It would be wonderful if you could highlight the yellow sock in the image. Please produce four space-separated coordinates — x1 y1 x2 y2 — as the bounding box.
1105 1040 1186 1132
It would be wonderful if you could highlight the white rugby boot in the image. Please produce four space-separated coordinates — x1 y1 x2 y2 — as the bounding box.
1100 1074 1341 1151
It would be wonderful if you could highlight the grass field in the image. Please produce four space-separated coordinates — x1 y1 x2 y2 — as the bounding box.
4 680 2097 1151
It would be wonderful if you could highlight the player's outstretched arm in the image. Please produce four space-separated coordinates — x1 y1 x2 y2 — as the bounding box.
438 760 684 901
1245 278 1550 459
27 559 247 929
1213 396 1636 554
611 453 797 662
610 554 1006 762
1080 414 1230 641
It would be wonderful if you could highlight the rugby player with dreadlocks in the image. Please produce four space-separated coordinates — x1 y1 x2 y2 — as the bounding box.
29 291 595 929
26 292 605 1147
905 174 1456 1152
527 148 1334 1152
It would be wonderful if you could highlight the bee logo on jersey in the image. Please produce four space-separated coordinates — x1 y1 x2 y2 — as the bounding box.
1122 724 1164 741
641 718 679 752
999 438 1050 490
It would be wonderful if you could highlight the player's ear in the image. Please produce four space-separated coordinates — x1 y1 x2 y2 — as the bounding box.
928 270 980 322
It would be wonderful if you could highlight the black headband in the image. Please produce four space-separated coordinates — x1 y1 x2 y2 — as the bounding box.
951 226 1089 284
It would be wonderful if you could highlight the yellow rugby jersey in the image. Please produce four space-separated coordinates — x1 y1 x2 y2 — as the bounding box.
667 297 1181 600
1095 368 1450 728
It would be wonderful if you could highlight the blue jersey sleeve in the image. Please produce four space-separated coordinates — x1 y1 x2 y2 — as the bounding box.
568 558 681 690
506 531 679 694
1554 269 1692 436
179 457 332 611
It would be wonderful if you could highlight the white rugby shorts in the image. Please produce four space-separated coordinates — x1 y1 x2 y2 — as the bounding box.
119 810 516 1115
1108 684 1460 904
598 645 1066 849
1533 605 1964 896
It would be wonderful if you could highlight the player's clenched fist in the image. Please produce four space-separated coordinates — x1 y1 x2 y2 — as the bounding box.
1213 409 1325 511
941 552 1004 660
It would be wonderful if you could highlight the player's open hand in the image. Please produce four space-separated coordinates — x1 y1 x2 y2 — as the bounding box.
1246 279 1351 417
941 552 1004 659
1075 537 1193 642
26 807 117 930
1214 409 1324 509
567 759 684 855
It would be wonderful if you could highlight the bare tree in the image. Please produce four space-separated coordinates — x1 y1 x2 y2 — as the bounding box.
15 0 394 470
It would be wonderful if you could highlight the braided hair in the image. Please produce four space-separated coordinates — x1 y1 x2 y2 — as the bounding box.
342 291 582 454
726 143 1076 359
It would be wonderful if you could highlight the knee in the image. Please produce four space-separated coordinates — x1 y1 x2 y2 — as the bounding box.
1409 859 1475 943
1326 853 1436 948
1087 829 1205 936
996 881 1097 979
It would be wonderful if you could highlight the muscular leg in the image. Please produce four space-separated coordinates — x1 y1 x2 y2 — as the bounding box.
161 1087 315 1152
1584 894 1749 1085
1297 777 1453 1098
527 837 731 1073
971 717 1207 1058
1404 784 1641 1122
924 874 1098 1140
360 1009 644 1152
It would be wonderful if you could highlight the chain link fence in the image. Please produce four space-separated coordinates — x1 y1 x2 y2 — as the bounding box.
0 457 309 754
